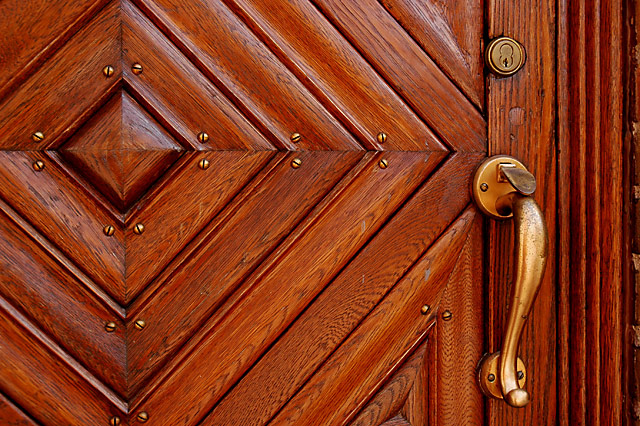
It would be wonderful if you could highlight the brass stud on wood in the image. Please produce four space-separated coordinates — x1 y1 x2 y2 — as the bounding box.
378 158 388 169
199 159 210 170
442 310 453 321
137 411 149 422
377 132 387 144
32 160 45 171
103 65 115 77
291 158 302 169
103 225 115 236
134 319 146 330
131 63 143 75
290 132 302 143
31 131 44 142
488 373 496 383
420 304 430 315
105 322 117 333
109 416 121 426
133 223 145 235
198 132 209 143
480 182 489 192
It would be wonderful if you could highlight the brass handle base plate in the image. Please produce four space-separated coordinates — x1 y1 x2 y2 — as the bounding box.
472 156 527 219
478 352 526 400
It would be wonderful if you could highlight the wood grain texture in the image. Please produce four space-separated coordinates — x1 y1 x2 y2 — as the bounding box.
379 0 484 108
220 0 447 152
133 0 363 151
311 0 486 152
487 0 557 424
0 2 121 150
0 393 37 426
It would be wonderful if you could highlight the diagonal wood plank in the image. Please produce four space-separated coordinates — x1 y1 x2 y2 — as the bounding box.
0 210 127 397
205 154 477 426
0 393 37 426
133 0 363 151
0 2 121 150
267 209 475 426
132 151 443 423
221 0 448 152
127 151 363 393
311 0 486 152
122 0 275 151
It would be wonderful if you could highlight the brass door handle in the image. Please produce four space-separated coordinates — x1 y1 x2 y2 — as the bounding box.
472 156 549 407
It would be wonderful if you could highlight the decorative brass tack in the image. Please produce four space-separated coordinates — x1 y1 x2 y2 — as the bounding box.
290 132 302 143
480 183 489 192
442 310 452 321
199 159 210 170
137 411 149 422
103 225 115 236
488 373 496 383
198 132 209 143
133 223 145 235
377 132 387 144
32 131 44 142
103 65 115 77
134 319 146 330
420 305 430 315
105 322 117 333
131 63 143 75
378 159 388 169
32 160 45 171
109 416 121 426
291 158 302 169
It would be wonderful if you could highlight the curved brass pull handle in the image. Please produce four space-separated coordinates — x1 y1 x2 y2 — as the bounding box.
472 156 549 408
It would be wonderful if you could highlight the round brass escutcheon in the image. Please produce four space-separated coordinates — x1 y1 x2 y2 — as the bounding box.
477 352 526 401
485 37 526 77
472 156 528 220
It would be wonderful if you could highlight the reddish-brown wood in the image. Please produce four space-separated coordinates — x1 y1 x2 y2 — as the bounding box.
0 393 37 426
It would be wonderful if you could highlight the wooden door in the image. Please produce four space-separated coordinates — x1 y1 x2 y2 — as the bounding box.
0 0 561 425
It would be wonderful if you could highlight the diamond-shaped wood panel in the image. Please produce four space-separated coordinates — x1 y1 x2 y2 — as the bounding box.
0 0 486 424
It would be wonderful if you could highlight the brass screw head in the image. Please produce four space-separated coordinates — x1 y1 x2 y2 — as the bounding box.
378 158 388 169
104 322 117 333
198 132 209 143
103 65 115 77
291 158 302 169
134 319 146 330
377 132 387 144
480 182 489 192
103 225 115 236
420 305 430 315
517 370 525 380
137 411 149 422
442 310 453 321
199 159 210 170
32 131 44 142
133 223 145 235
110 416 121 426
131 63 143 75
32 160 45 171
290 132 302 143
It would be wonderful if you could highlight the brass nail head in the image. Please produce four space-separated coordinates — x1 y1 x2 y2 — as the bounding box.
110 416 121 426
199 159 210 170
103 225 115 236
290 132 302 143
377 132 387 144
103 65 115 77
378 158 388 169
132 63 143 75
198 132 209 143
32 131 44 142
291 158 302 169
442 310 453 321
137 411 149 422
134 319 146 330
480 182 489 192
488 373 496 382
420 304 430 315
104 322 117 333
32 160 45 171
133 223 145 235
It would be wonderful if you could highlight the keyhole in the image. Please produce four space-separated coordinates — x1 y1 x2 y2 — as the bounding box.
499 44 514 68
